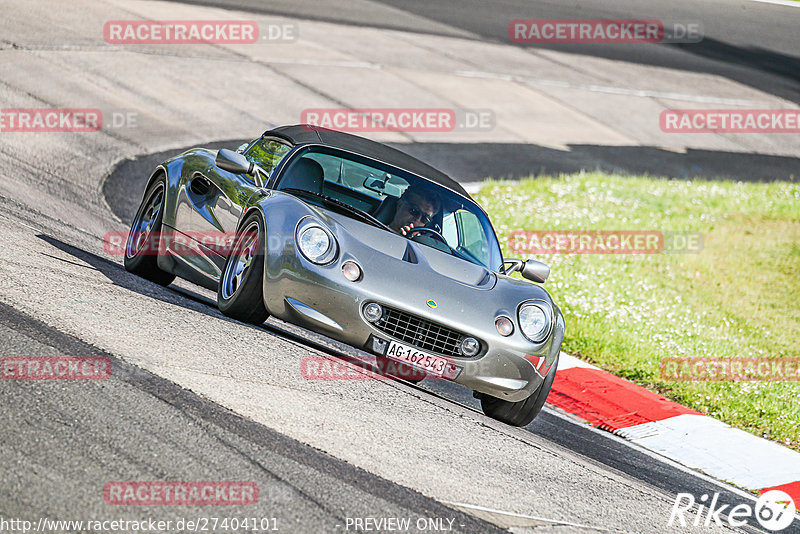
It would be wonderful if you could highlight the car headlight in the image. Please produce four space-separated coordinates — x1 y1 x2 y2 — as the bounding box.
296 221 337 264
518 303 551 343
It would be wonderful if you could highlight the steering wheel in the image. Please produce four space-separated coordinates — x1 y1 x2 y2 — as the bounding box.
407 226 448 245
408 226 473 262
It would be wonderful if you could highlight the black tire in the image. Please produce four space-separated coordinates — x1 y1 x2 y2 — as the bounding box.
478 353 559 427
124 177 176 286
216 213 270 325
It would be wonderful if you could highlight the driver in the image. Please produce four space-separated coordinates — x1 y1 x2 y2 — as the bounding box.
388 185 441 237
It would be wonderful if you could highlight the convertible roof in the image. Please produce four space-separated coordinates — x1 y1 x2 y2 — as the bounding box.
263 124 469 198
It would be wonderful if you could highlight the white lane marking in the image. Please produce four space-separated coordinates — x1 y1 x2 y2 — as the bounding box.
443 501 636 533
17 221 45 233
461 181 484 194
455 70 773 106
252 57 777 106
260 58 381 69
463 178 533 195
750 0 799 7
616 414 800 490
557 351 601 370
542 406 763 503
552 353 800 490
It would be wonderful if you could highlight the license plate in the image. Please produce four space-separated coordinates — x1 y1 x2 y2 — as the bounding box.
385 340 452 377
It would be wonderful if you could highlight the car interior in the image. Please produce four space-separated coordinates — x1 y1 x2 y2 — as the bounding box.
276 151 495 268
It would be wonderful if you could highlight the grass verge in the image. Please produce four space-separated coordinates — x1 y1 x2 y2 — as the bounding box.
476 173 800 449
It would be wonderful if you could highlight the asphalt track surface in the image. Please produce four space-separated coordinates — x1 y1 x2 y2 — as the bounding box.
163 0 800 182
2 0 799 533
171 0 800 104
0 300 502 534
101 143 777 534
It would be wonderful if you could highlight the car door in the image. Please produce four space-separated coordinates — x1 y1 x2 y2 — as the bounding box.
184 138 291 280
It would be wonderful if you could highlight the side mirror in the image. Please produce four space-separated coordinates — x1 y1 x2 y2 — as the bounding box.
216 149 267 187
503 258 550 283
521 259 549 283
216 149 254 174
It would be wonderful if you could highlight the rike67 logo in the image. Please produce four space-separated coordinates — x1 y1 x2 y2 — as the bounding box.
669 490 795 531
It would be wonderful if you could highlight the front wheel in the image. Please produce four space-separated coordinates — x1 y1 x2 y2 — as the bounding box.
217 213 270 325
478 353 559 427
124 177 176 286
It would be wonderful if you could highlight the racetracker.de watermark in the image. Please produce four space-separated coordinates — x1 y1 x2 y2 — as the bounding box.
508 230 703 254
661 358 800 381
300 356 453 381
0 108 140 133
0 108 101 132
104 231 257 256
509 20 703 44
1 357 111 380
660 109 800 133
300 108 495 133
103 482 258 506
104 20 298 44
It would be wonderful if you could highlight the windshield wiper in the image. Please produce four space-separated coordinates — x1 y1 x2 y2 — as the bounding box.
282 188 393 231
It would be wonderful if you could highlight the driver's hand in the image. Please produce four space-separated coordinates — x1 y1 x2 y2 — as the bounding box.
400 223 416 236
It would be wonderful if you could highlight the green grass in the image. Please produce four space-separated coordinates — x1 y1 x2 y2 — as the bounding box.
475 173 800 449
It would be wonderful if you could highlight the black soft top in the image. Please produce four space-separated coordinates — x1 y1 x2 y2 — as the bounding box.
263 124 469 198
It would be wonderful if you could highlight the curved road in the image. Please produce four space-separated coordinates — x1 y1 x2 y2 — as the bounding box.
0 0 797 533
176 0 800 103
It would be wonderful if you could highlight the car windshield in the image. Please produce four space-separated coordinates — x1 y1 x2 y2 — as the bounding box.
275 147 503 271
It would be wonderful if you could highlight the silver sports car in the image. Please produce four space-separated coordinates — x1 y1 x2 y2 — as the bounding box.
124 125 565 426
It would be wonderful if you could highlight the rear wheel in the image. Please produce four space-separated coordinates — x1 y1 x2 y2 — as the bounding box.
478 353 559 427
124 177 176 286
217 213 270 325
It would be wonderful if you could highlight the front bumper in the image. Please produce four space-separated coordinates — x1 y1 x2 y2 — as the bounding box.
262 249 565 403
